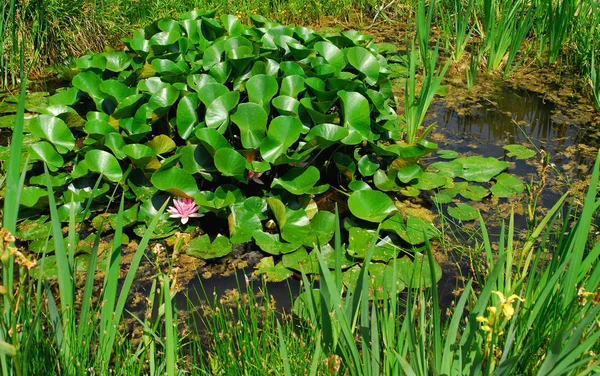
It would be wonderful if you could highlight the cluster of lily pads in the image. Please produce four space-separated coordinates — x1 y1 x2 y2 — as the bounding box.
5 10 527 288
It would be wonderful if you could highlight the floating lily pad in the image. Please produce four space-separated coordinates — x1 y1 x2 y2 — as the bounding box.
348 190 396 222
447 203 479 221
381 214 439 245
437 150 459 159
254 256 294 282
503 144 535 159
491 173 525 198
185 234 232 259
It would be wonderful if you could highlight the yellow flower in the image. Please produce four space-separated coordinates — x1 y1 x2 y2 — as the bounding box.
492 291 525 320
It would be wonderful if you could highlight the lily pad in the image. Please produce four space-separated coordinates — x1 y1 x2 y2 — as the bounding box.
348 190 396 222
254 256 294 282
503 144 535 160
490 173 525 198
447 203 479 221
271 166 321 195
381 214 439 245
185 234 232 259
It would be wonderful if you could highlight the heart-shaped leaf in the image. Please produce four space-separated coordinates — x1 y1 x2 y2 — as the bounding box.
151 167 198 197
253 231 302 255
228 203 262 244
346 47 380 85
338 90 371 144
348 190 396 222
186 234 232 259
85 149 123 182
254 256 294 282
205 90 240 132
490 173 525 198
176 93 199 139
246 74 278 113
230 103 267 148
447 203 479 221
29 141 64 170
271 166 321 195
260 116 303 163
214 148 248 181
29 115 75 153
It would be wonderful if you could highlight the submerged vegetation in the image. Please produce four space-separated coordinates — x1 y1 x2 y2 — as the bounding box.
0 0 599 374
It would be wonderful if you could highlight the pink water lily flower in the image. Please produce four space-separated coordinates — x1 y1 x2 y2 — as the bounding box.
167 198 203 224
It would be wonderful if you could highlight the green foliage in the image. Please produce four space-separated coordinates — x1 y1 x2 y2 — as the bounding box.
15 13 520 280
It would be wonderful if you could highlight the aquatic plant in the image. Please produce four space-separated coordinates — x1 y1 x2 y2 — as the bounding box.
8 11 526 284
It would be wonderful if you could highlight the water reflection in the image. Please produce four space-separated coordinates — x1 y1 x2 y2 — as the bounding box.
429 86 593 176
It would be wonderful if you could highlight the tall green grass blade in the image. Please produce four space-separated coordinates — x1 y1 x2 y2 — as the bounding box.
309 332 322 376
76 226 102 342
99 197 168 372
163 274 176 376
278 321 293 376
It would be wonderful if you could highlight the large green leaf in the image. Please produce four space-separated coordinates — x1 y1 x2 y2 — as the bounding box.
305 123 349 148
381 214 439 245
230 103 267 148
196 128 232 155
280 208 311 244
179 145 215 176
85 149 123 182
279 75 305 97
490 173 525 198
338 90 371 144
253 231 302 255
260 116 303 163
272 95 300 116
254 257 294 282
455 156 510 182
282 247 318 274
214 148 248 182
447 203 478 221
186 234 232 259
271 166 322 195
314 41 346 73
151 167 199 197
346 47 380 85
112 94 145 119
29 115 75 153
29 141 64 170
100 80 135 103
148 85 180 117
348 190 396 222
72 71 106 101
20 186 48 207
228 203 262 244
303 211 335 247
205 90 240 132
246 74 278 113
176 93 200 139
